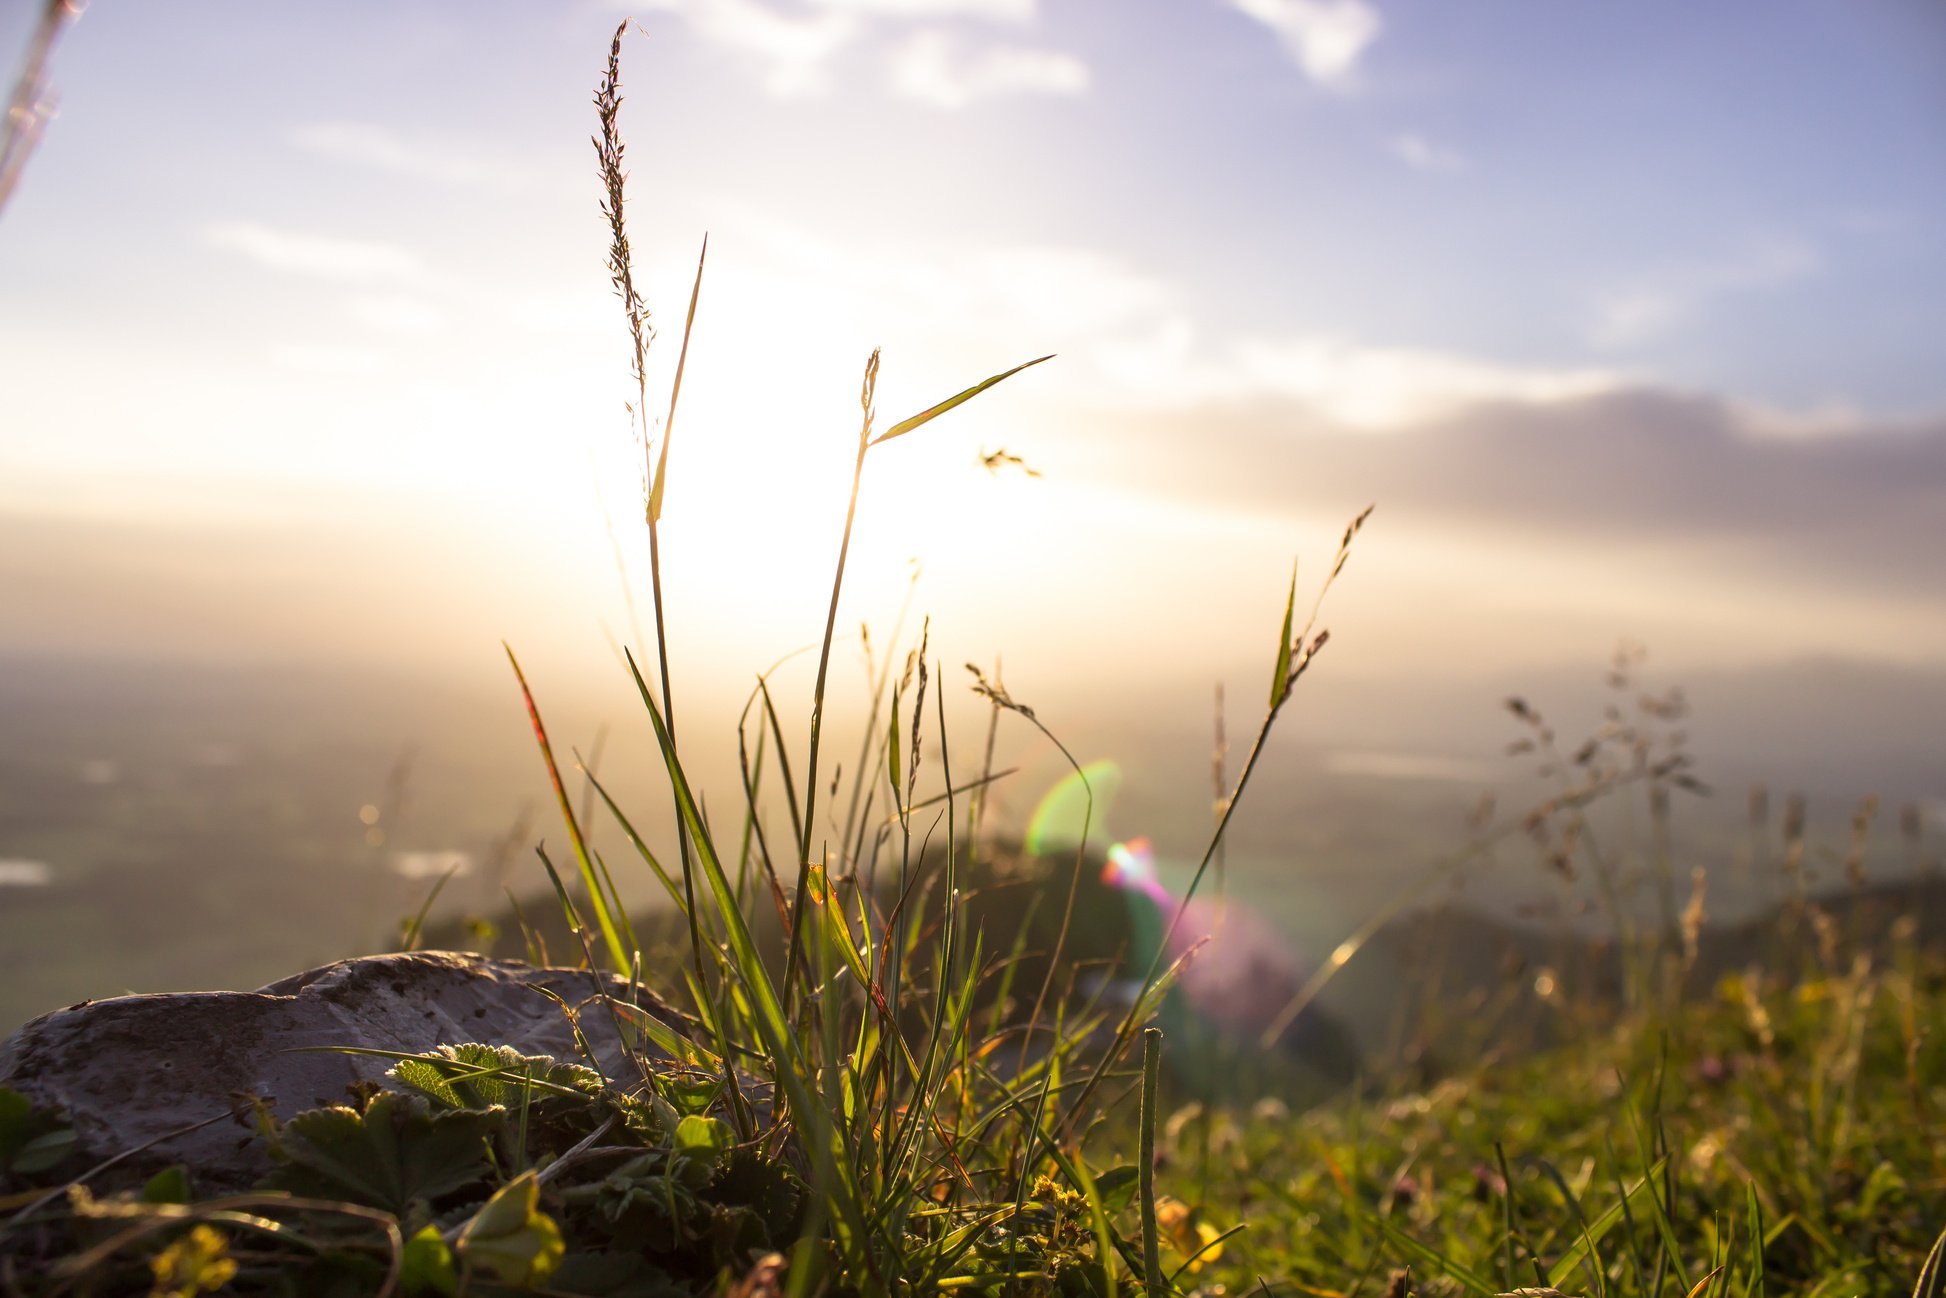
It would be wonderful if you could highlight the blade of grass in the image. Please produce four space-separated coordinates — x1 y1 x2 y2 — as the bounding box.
1140 1028 1164 1295
869 354 1054 446
506 646 630 974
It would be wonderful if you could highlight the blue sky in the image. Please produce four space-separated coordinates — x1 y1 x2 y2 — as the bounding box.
1 1 1942 740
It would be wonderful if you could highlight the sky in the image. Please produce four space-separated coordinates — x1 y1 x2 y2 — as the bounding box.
2 0 1943 806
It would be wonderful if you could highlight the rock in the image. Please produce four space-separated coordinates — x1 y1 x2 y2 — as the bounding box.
0 951 686 1192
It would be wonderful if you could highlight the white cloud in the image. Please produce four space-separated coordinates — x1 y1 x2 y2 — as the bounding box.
292 122 521 188
888 29 1089 108
1590 234 1820 348
812 0 1035 18
1227 0 1382 87
1387 131 1464 173
644 0 859 97
205 221 420 283
1096 329 1624 429
698 205 1622 431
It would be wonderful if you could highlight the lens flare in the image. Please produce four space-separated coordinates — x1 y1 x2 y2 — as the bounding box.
1023 759 1121 855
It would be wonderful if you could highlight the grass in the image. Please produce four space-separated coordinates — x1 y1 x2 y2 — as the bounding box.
2 19 1942 1298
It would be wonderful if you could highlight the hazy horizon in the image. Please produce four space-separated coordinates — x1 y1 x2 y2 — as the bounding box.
2 2 1942 1018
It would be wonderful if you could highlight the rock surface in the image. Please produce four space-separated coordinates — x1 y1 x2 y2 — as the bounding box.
0 951 683 1192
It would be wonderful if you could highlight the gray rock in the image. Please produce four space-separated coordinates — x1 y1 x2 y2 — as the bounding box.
0 951 685 1192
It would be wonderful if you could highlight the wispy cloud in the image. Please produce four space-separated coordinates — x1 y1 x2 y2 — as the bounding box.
688 206 1621 431
644 0 859 97
888 29 1089 108
204 221 420 283
1387 131 1464 173
1093 329 1623 429
1081 387 1946 603
1590 234 1820 348
292 122 522 188
812 0 1035 18
1227 0 1382 87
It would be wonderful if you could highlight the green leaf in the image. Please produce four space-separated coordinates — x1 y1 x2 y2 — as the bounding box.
869 354 1054 446
457 1171 565 1288
141 1166 192 1205
0 1085 74 1177
1092 1165 1141 1215
11 1127 75 1176
392 1057 466 1110
1270 559 1296 710
655 1074 724 1118
674 1114 734 1164
262 1090 500 1216
400 1224 460 1297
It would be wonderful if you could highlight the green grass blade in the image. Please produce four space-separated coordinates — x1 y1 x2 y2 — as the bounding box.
868 354 1053 446
1369 1217 1499 1298
1140 1028 1164 1294
581 767 685 918
622 649 877 1267
1914 1221 1946 1298
506 646 630 974
1270 559 1296 709
647 233 704 524
398 861 464 953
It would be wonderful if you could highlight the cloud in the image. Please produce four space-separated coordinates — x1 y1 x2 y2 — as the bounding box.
683 206 1620 430
812 0 1035 17
644 0 859 96
1387 131 1464 173
1227 0 1382 87
1590 235 1820 348
292 122 521 188
1085 328 1624 429
204 221 420 283
1079 386 1946 599
888 29 1089 108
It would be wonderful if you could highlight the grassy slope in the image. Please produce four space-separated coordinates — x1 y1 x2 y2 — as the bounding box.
1128 935 1944 1298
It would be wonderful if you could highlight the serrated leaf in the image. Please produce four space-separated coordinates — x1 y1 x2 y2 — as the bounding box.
458 1171 565 1288
869 354 1053 446
263 1090 500 1216
392 1057 465 1109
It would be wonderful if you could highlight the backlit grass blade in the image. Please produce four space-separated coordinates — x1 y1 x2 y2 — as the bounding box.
1369 1217 1498 1298
581 766 686 920
648 233 704 525
398 861 464 953
622 648 877 1270
868 354 1053 447
1140 1028 1163 1294
506 645 630 974
1270 559 1296 709
1914 1221 1946 1298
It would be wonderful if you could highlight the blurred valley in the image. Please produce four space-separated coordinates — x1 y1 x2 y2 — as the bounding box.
4 645 1940 1036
